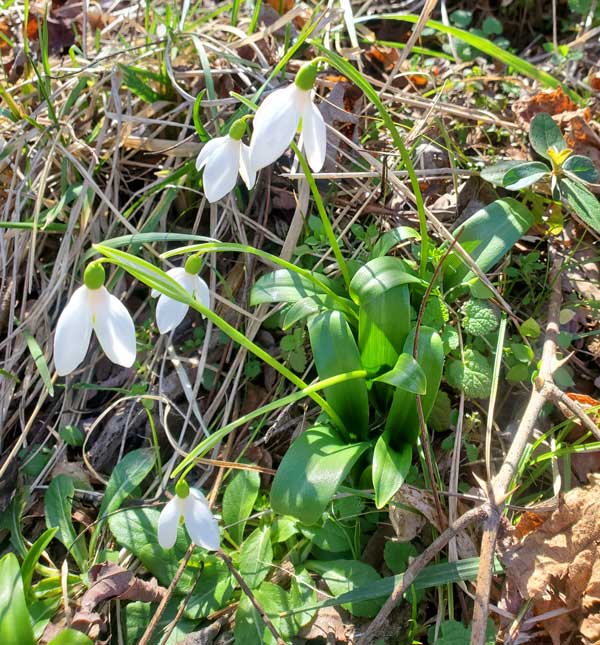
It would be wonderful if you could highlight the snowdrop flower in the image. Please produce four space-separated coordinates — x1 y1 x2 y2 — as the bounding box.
249 61 326 173
151 255 210 334
196 118 256 203
53 263 136 376
158 479 220 551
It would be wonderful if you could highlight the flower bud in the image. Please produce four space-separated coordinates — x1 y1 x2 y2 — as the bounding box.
295 61 318 91
175 478 190 498
83 262 105 290
184 255 202 275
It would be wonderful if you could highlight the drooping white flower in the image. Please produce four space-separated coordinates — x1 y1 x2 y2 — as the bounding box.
249 61 326 173
158 481 220 551
196 118 256 203
151 256 210 334
53 263 136 376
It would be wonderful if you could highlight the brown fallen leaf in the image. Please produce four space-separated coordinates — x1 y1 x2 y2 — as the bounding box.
512 88 579 126
500 475 600 645
298 604 353 642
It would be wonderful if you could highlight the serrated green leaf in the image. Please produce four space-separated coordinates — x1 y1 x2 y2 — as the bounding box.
529 112 567 160
502 161 549 190
446 349 492 398
461 299 499 336
239 525 273 589
222 469 260 546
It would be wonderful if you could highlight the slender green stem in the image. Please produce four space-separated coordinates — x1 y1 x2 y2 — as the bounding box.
172 369 369 480
145 406 163 477
314 45 430 279
291 142 351 287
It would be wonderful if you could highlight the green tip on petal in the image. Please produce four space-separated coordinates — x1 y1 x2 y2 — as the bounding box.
229 118 246 141
185 255 202 275
175 478 190 498
83 262 105 290
295 61 318 91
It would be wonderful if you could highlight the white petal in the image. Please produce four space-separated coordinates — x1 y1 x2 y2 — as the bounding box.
156 294 189 334
238 143 256 190
183 489 220 551
249 85 302 171
151 267 186 298
190 275 211 313
91 288 137 368
202 137 240 203
157 497 183 549
301 98 327 172
53 285 93 376
195 136 228 171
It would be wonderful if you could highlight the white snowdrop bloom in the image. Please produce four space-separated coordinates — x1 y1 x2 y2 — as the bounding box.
53 263 136 376
158 481 220 551
151 256 210 334
249 61 326 173
196 118 256 203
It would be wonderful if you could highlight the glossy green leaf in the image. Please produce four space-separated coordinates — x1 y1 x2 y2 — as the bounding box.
480 160 523 186
222 469 260 546
126 600 197 645
502 161 549 190
308 311 369 438
0 553 35 645
374 353 427 395
559 177 600 235
358 286 410 370
385 327 444 445
270 425 369 525
250 269 336 306
239 525 273 589
443 198 534 289
21 528 57 602
44 476 88 571
90 448 156 555
370 226 419 258
529 112 567 159
184 554 234 619
349 256 422 305
282 294 356 330
372 435 412 508
305 560 384 618
48 629 93 645
563 154 599 183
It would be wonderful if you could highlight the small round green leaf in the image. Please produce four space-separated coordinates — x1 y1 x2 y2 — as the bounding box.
502 161 549 190
529 113 566 160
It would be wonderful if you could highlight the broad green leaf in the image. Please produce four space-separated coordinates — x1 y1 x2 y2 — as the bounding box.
270 425 369 525
48 629 93 645
563 154 599 183
308 311 369 439
108 507 195 589
234 582 298 645
443 198 534 289
374 353 427 395
222 469 260 546
23 329 53 397
239 525 273 589
349 256 422 305
90 448 156 555
126 600 197 645
0 553 35 644
358 285 410 370
446 348 492 398
559 177 600 235
305 559 384 618
44 475 88 571
370 226 419 258
502 161 549 190
303 518 353 553
460 299 499 337
250 269 335 305
184 554 234 619
529 112 567 160
282 294 355 329
290 567 317 630
480 160 523 186
21 528 57 602
429 618 496 644
372 435 412 508
385 327 444 445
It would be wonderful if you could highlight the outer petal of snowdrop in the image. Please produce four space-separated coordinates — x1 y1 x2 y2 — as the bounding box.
183 488 220 551
301 98 326 172
53 285 93 376
91 288 137 368
201 137 240 202
238 143 256 190
157 496 183 549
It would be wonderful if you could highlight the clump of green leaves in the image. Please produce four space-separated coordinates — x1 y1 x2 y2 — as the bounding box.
481 112 600 235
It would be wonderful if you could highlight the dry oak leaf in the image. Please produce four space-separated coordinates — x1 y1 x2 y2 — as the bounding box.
512 88 579 126
501 475 600 645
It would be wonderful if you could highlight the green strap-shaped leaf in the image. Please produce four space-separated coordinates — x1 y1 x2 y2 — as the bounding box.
21 528 57 603
222 468 260 546
349 256 422 305
372 435 412 509
0 553 35 645
270 425 370 525
308 311 369 439
374 353 427 395
250 269 338 306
